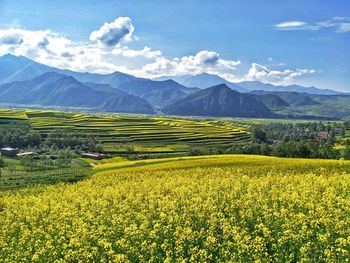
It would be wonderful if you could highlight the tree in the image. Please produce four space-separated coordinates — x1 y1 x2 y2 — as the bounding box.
344 147 350 160
20 156 35 172
252 128 267 142
0 157 4 168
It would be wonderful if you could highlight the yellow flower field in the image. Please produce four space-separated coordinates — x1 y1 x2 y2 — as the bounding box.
1 155 350 262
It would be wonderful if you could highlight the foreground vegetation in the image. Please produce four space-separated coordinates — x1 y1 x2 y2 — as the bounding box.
1 155 350 261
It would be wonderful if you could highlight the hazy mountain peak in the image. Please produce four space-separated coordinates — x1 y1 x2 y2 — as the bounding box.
208 83 232 91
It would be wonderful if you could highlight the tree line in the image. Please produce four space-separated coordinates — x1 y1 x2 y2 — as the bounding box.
189 122 350 160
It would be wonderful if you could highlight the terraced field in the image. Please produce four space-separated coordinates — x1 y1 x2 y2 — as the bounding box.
0 109 251 153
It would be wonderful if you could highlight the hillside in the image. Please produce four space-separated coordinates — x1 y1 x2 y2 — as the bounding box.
0 72 155 114
163 84 273 117
118 79 198 106
249 90 320 107
252 94 290 110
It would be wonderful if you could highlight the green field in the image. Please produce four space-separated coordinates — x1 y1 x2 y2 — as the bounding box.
1 154 350 261
0 109 251 154
0 156 89 190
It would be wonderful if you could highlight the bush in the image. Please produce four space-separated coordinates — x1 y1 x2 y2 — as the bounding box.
343 147 350 160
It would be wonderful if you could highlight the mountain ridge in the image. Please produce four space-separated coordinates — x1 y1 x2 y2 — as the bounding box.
0 71 155 114
156 72 342 95
163 84 274 118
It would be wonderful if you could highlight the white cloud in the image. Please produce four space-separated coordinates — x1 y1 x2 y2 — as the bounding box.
245 63 315 85
138 50 240 78
337 23 350 33
112 46 162 59
195 50 220 64
275 17 350 33
275 21 307 28
89 17 134 47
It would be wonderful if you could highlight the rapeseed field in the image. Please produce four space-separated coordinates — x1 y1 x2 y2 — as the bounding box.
1 155 350 262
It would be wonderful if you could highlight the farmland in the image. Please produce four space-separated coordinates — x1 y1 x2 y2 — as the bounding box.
1 108 350 261
1 154 350 261
0 156 88 190
0 109 251 154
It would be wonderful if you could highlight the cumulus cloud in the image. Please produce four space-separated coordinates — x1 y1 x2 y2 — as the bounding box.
245 63 316 85
139 50 240 78
89 17 134 47
275 17 350 33
0 33 23 45
0 28 69 59
195 51 220 64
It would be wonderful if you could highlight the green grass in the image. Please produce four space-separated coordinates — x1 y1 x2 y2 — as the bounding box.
0 156 90 190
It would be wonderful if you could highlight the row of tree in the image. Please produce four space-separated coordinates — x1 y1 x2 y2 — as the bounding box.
0 123 102 152
189 141 348 159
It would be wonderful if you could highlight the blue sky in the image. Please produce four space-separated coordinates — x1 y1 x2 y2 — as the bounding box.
0 0 349 91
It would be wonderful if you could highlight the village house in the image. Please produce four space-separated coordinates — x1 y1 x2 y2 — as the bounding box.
81 153 106 160
17 152 35 157
315 132 329 142
0 147 19 157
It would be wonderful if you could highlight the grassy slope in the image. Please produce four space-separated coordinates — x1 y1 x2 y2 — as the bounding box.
275 95 350 120
0 157 89 190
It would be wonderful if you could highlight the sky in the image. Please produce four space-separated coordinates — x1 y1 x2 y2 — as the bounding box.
0 0 349 91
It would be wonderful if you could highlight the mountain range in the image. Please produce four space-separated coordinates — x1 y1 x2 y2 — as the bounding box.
0 71 155 113
0 54 349 119
156 73 341 95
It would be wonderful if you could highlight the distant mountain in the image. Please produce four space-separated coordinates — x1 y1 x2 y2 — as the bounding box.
0 72 154 114
118 79 199 107
238 81 340 95
61 70 142 89
0 54 56 83
1 54 348 119
0 54 142 89
249 90 320 107
155 73 247 92
163 84 273 118
252 94 290 110
155 72 341 95
0 54 197 107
